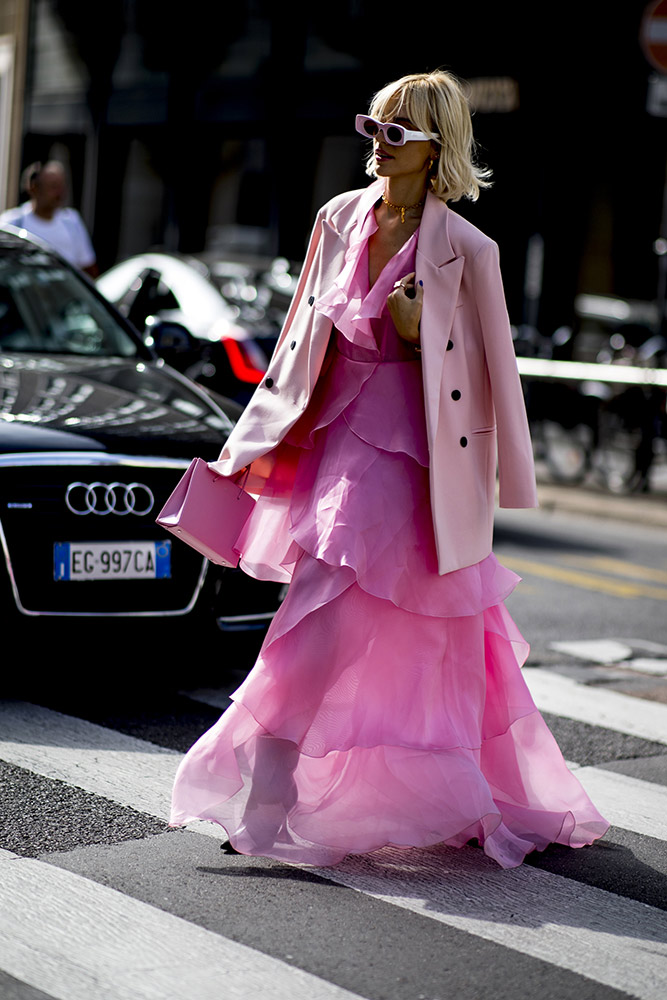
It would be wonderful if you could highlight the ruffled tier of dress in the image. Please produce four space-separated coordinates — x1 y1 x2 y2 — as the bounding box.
170 194 609 867
170 558 608 868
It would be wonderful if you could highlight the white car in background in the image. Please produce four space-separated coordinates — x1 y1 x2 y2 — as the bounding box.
97 251 298 404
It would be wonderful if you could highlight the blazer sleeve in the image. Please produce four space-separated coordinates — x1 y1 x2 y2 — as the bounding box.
471 241 538 508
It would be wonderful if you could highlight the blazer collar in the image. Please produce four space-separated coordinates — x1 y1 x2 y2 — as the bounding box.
328 179 383 238
418 190 456 267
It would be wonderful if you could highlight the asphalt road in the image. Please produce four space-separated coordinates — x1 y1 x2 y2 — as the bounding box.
497 507 667 679
1 483 667 1000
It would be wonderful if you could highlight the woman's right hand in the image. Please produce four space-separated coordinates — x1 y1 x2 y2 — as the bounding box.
387 272 423 345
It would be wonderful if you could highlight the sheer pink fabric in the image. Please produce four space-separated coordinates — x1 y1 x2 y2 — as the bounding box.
171 199 609 868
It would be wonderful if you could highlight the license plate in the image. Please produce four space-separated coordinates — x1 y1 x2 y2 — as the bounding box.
54 541 171 581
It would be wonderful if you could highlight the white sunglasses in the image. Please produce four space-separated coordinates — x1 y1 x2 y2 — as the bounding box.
355 114 435 146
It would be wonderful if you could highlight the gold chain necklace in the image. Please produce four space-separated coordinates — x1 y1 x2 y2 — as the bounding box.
381 193 425 223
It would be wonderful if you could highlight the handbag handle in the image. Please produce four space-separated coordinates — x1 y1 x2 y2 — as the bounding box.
208 463 251 496
231 465 251 496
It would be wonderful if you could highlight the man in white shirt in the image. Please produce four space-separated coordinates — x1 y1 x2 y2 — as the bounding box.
0 161 98 277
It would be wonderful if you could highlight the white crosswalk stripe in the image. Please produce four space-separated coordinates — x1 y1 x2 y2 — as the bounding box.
0 850 365 1000
523 667 667 744
0 700 180 818
569 763 667 841
1 680 667 1000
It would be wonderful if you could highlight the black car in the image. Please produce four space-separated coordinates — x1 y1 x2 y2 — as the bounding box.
0 228 282 683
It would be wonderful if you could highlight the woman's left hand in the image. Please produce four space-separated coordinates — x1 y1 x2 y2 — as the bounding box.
387 272 423 345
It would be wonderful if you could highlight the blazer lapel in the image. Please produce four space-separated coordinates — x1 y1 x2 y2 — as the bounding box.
316 181 383 298
329 179 383 239
416 193 465 444
318 220 349 293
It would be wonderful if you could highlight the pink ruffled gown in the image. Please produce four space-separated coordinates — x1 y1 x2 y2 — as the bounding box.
170 201 609 869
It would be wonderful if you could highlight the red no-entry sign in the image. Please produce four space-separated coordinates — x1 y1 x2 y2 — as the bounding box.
641 0 667 72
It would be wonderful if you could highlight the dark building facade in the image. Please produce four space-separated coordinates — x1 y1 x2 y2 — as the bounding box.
8 0 666 338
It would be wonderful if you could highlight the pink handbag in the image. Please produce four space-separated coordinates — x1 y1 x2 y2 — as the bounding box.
156 458 255 567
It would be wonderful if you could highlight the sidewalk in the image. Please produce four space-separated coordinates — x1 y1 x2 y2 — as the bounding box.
533 462 667 529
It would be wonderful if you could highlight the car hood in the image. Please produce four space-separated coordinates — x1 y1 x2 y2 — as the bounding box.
0 353 234 460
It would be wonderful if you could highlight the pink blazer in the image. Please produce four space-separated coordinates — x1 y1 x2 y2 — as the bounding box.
210 180 538 574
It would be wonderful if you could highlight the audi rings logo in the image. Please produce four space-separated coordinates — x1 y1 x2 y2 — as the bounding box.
65 481 155 517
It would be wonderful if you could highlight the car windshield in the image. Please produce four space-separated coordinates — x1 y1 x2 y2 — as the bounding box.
0 248 139 357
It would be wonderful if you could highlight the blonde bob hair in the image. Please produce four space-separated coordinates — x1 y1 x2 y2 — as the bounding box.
365 70 492 203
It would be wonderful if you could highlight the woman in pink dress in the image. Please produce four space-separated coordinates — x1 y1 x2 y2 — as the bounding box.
170 70 609 868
